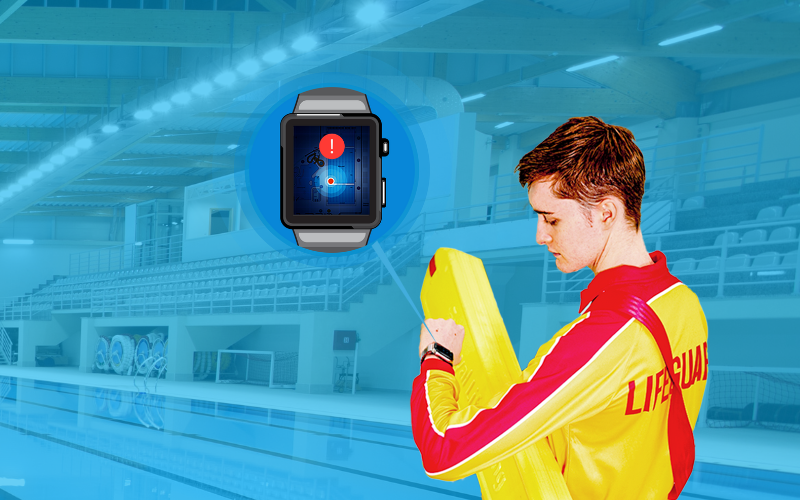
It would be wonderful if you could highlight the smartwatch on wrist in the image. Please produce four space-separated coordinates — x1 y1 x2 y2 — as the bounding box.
420 342 454 365
280 87 389 253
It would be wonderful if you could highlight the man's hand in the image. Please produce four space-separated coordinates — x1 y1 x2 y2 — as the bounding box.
419 318 465 364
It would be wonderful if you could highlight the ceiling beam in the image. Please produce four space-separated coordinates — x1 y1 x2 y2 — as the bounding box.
575 57 699 118
0 105 102 115
21 207 116 217
519 124 560 150
0 0 26 24
0 76 156 107
371 16 800 58
0 151 236 167
0 127 250 146
477 114 570 124
42 192 167 205
454 0 571 19
194 112 263 119
103 154 236 169
146 130 250 146
0 7 299 47
464 87 660 117
644 0 791 45
0 151 29 164
252 0 297 13
73 174 210 188
455 56 587 99
645 0 701 29
696 60 800 94
0 127 65 142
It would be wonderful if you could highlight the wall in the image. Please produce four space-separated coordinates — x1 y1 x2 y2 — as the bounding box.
229 325 301 353
184 190 241 240
706 318 799 369
0 215 115 242
181 228 272 262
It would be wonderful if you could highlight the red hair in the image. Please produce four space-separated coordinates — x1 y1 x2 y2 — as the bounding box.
515 116 646 230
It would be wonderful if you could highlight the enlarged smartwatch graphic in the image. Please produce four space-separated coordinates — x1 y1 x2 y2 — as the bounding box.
280 88 389 253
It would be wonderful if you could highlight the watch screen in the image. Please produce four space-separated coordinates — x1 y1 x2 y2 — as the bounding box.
292 126 370 216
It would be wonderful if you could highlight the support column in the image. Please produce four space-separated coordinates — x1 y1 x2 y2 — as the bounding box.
655 116 701 198
295 314 334 394
79 317 99 372
166 316 193 382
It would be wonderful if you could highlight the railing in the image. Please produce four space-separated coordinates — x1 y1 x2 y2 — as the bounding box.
543 217 800 303
0 295 51 322
0 233 423 320
69 234 183 276
0 324 12 365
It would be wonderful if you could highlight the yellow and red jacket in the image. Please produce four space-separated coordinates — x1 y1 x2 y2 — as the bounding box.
411 252 709 500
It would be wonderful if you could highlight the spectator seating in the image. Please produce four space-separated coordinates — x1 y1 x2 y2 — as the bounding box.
681 196 704 210
696 256 720 272
769 226 797 242
751 252 781 268
741 229 767 244
784 203 800 219
725 254 751 269
714 232 739 247
9 234 423 318
756 206 783 221
671 258 696 273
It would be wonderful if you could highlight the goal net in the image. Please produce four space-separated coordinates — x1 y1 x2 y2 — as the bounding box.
705 367 800 433
214 350 298 388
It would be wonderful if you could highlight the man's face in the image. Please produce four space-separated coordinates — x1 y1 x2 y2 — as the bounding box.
528 179 605 274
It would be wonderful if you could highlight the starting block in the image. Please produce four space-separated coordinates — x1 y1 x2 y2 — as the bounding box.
421 247 572 499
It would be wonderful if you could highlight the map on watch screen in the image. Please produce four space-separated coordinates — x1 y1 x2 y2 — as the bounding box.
293 126 371 216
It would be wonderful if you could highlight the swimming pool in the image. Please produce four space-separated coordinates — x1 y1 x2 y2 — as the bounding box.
0 377 797 500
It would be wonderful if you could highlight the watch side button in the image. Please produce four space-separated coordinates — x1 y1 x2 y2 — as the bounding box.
380 138 389 157
382 178 386 207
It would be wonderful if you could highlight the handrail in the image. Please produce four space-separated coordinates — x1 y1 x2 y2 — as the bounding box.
69 233 183 276
543 216 800 303
0 324 12 365
1 232 424 319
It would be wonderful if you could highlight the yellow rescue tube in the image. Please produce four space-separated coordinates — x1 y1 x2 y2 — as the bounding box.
420 247 572 499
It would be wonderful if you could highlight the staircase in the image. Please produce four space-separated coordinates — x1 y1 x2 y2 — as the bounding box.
1 275 66 322
0 324 12 365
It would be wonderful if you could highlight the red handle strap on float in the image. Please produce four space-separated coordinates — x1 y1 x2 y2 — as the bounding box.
591 292 694 500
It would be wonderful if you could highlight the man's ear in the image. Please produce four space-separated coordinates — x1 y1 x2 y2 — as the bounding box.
598 197 619 226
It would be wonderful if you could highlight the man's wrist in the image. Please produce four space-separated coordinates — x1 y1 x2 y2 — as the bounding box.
420 342 454 364
421 351 452 365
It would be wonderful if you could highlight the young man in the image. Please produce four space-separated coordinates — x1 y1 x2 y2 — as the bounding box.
411 117 709 499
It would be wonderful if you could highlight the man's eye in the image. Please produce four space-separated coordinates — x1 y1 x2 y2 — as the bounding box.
547 219 558 226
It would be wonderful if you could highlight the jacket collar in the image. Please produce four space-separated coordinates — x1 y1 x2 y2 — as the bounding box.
579 251 668 313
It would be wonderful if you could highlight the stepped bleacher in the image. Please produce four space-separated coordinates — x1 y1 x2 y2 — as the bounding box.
674 179 800 231
3 234 422 320
542 183 800 303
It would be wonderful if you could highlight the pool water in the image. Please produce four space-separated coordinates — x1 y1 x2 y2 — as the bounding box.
0 377 797 500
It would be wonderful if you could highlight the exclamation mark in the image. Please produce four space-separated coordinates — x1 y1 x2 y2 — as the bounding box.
331 139 334 156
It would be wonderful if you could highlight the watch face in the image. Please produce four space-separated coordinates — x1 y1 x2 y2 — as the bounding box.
293 125 370 216
281 115 381 228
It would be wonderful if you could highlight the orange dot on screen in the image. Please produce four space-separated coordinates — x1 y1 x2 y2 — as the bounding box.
327 178 334 185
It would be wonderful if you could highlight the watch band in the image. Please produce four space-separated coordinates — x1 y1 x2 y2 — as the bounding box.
420 342 454 365
292 229 371 253
294 87 371 113
292 88 373 252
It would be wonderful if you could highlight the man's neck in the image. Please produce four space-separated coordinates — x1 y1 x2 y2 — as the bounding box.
592 230 653 275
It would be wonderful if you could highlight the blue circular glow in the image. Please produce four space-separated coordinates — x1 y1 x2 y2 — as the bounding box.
236 72 431 259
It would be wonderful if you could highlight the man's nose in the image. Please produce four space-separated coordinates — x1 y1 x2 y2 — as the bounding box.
536 220 551 245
